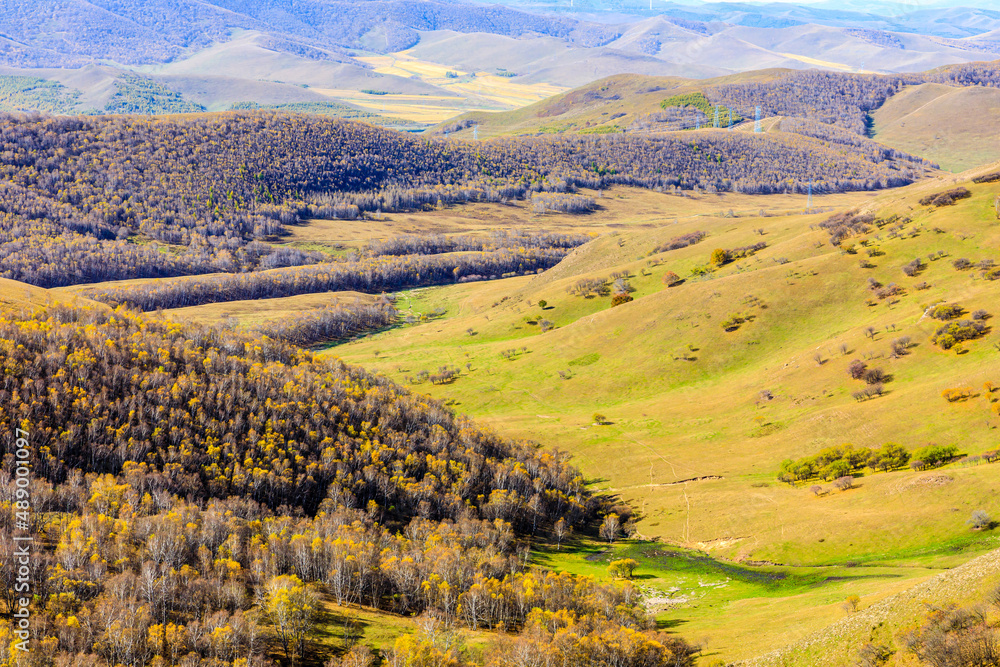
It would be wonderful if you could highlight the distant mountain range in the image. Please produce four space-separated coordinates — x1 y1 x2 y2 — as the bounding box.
0 0 999 121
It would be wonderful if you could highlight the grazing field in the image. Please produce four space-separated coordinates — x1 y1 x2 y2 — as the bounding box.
871 83 1000 172
308 170 1000 664
276 187 879 256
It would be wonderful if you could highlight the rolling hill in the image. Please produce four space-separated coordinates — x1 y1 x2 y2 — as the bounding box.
871 82 1000 172
3 0 1000 123
310 166 1000 664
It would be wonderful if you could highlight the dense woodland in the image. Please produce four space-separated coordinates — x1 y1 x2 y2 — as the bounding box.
250 299 398 347
82 247 567 311
706 61 1000 136
0 304 697 667
0 112 928 288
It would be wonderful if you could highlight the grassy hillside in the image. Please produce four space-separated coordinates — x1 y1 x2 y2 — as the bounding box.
295 170 1000 663
432 70 789 138
872 82 1000 172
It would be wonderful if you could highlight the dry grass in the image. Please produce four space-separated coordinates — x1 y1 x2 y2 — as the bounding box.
162 291 378 328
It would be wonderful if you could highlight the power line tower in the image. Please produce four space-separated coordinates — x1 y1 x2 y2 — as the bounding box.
473 125 479 141
754 106 761 133
807 180 813 210
728 108 733 129
714 106 720 128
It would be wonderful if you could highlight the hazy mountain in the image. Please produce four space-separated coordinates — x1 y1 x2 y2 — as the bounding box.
1 0 998 120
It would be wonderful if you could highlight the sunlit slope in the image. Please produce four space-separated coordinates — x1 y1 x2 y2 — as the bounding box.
432 70 791 138
0 276 104 309
872 82 1000 172
329 171 1000 569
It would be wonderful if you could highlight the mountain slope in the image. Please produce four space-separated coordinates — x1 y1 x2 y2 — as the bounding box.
871 82 1000 172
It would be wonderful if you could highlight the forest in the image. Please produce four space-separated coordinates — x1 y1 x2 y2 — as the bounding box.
0 303 697 667
0 112 928 288
705 61 1000 136
81 247 569 311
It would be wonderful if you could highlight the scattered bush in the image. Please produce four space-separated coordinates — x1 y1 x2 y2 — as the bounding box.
942 387 975 402
890 336 911 357
874 283 903 300
833 475 855 491
902 258 925 276
721 313 749 331
953 257 972 270
928 304 964 320
968 510 993 530
653 231 706 253
918 187 972 207
662 271 682 286
972 171 1000 184
852 384 884 401
607 558 639 579
848 359 868 380
932 319 989 350
863 368 887 385
611 294 633 307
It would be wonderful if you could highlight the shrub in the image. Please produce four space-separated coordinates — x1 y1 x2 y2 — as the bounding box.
918 187 971 207
833 475 855 491
971 309 989 320
607 558 639 579
874 283 903 299
721 314 746 331
953 257 972 270
710 248 730 265
653 231 706 253
932 319 988 349
968 510 993 530
610 294 633 307
890 336 911 357
661 271 682 286
863 368 887 385
973 171 1000 184
593 413 607 425
848 359 867 380
902 258 925 276
928 303 963 320
942 387 975 402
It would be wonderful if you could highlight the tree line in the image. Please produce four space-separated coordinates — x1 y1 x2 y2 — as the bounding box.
82 247 567 311
0 112 928 287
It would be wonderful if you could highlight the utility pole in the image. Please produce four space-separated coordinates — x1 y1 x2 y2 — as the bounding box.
807 180 813 210
754 106 761 133
473 125 479 140
714 105 720 128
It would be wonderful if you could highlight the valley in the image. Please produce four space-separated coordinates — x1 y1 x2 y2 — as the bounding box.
3 6 1000 664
